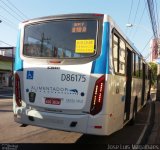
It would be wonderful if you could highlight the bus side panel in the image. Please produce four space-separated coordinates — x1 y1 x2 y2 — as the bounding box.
130 77 136 119
86 74 126 135
129 77 142 120
105 74 125 135
145 79 150 101
13 29 25 114
14 30 23 71
88 21 125 135
91 22 110 74
87 21 125 135
134 78 142 111
86 21 112 135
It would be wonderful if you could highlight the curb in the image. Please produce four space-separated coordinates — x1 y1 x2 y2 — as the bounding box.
136 101 155 144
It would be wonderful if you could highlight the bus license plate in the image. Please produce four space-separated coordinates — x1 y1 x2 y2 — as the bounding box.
45 98 61 105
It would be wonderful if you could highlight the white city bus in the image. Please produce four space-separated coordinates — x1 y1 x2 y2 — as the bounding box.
13 13 151 135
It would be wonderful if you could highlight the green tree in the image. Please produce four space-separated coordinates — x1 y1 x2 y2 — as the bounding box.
149 62 157 87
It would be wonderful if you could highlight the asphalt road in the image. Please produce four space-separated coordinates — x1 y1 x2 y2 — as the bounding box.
0 101 149 144
0 88 150 144
0 87 13 99
0 99 82 143
77 104 150 144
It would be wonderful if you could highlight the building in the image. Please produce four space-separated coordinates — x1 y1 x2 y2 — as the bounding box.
151 38 158 61
0 47 15 87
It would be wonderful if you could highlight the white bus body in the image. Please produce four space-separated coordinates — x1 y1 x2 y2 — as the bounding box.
13 14 151 135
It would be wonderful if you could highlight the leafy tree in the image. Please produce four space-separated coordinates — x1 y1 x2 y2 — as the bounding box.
149 62 157 87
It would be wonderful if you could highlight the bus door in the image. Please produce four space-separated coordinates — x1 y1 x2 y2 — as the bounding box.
124 48 132 122
141 63 146 105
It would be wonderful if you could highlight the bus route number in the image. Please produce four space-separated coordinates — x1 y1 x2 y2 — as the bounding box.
61 74 86 82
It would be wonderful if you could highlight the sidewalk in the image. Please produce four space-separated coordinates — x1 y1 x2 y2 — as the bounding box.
147 100 160 144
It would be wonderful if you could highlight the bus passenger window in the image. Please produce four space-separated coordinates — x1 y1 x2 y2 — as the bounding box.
119 39 125 74
135 55 139 78
112 33 125 75
140 59 143 78
145 66 148 79
132 53 136 76
113 34 118 73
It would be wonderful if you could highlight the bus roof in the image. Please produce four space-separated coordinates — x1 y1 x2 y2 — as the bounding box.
22 13 104 23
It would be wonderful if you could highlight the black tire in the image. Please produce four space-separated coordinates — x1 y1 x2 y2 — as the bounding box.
147 91 151 101
129 108 136 125
128 99 137 125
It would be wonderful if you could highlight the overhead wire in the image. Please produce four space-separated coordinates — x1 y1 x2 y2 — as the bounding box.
0 0 25 20
126 0 134 34
158 2 160 35
127 0 134 24
131 0 147 39
0 40 13 46
126 0 150 57
132 0 141 25
0 3 21 22
0 0 28 46
0 20 17 31
131 0 160 61
147 0 158 38
132 0 155 62
5 0 29 19
143 36 156 61
0 14 17 30
0 0 28 27
154 0 160 38
141 35 153 53
128 0 141 37
145 0 160 62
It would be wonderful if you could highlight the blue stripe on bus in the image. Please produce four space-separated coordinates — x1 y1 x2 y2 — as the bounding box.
91 22 110 74
14 30 23 71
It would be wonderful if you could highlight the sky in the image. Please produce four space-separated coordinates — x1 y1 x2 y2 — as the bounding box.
0 0 159 61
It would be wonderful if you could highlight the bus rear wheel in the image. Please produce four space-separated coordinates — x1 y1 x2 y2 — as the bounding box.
129 100 137 125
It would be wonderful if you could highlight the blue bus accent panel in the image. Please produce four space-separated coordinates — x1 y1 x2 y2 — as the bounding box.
14 31 23 71
91 22 110 74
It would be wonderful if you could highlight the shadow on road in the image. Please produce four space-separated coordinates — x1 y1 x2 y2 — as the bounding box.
75 124 143 144
75 103 150 144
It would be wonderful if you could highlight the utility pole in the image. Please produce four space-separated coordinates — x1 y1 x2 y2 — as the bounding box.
40 33 50 56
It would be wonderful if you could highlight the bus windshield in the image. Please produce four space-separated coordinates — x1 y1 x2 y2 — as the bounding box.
23 19 98 58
